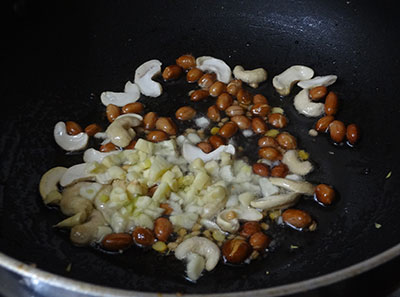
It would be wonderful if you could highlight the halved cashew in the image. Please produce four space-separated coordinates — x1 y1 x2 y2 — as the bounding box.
175 236 220 271
39 167 67 204
60 182 94 217
250 192 301 210
54 212 87 228
196 56 232 84
217 206 262 233
60 163 95 187
272 65 314 96
186 253 205 282
282 150 314 176
100 81 141 107
83 148 120 163
297 75 337 89
269 177 315 195
134 59 163 97
105 114 142 147
233 65 267 88
70 210 107 246
182 142 235 163
54 122 88 151
293 89 324 117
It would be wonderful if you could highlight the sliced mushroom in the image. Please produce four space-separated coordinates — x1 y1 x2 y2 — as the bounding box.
60 182 94 217
297 75 337 89
250 192 301 210
100 81 141 107
60 163 95 187
196 56 232 84
269 177 315 195
175 236 220 271
134 59 163 97
182 142 235 163
83 148 120 163
293 89 325 117
105 114 142 147
54 121 89 151
70 210 107 246
233 65 267 88
39 167 67 204
272 65 314 96
282 150 314 176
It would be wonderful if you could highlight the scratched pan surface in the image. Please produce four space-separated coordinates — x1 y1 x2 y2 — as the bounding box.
1 0 400 295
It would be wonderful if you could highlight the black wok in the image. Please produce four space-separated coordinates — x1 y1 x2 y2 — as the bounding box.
1 0 400 296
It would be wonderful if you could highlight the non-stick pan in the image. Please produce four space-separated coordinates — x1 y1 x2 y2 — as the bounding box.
1 0 400 296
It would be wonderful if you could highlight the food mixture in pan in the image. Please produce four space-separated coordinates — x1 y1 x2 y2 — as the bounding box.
39 54 360 281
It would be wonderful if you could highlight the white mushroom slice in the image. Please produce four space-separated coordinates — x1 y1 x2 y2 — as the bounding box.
269 177 315 196
70 210 107 246
54 122 89 151
186 253 206 282
105 114 142 148
297 75 337 89
233 65 267 88
282 150 314 176
196 56 232 84
293 89 324 117
83 148 120 163
272 65 314 96
60 163 95 187
134 59 163 97
39 167 67 201
175 236 220 271
182 142 235 163
250 192 301 210
100 81 141 107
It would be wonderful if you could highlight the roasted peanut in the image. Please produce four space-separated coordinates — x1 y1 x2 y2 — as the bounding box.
207 105 221 122
122 102 144 114
106 104 121 122
309 86 328 101
282 209 312 230
100 142 118 152
325 91 339 116
143 112 158 130
125 140 137 149
175 106 196 121
159 203 173 215
222 239 252 264
258 147 282 161
315 115 335 132
329 120 346 143
253 94 268 105
268 113 288 128
236 89 252 104
162 65 183 81
101 233 133 251
219 122 238 138
252 117 268 134
225 105 245 117
176 54 196 69
209 135 226 149
346 123 360 145
209 81 226 97
147 185 158 197
66 121 83 135
197 141 213 153
156 117 178 135
270 163 289 177
190 89 209 102
240 221 261 238
251 103 270 117
276 132 297 150
146 130 169 142
315 184 335 205
258 136 279 148
186 68 204 83
226 79 242 96
132 227 155 246
216 93 233 111
154 217 173 242
231 115 251 130
198 73 216 89
252 163 270 177
249 232 270 251
84 123 102 136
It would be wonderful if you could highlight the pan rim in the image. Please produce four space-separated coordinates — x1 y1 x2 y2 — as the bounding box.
1 243 399 296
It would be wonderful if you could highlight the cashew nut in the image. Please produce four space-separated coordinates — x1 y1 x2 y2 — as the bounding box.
100 81 141 107
182 142 235 163
272 65 314 96
217 206 262 233
39 167 67 204
83 148 120 163
293 89 324 117
54 212 87 228
70 210 107 246
60 163 95 187
196 56 232 84
282 150 314 176
175 236 220 271
269 177 315 196
186 253 206 282
134 59 163 97
54 122 89 151
250 192 301 210
60 182 94 217
233 65 267 88
105 114 142 147
297 75 337 89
